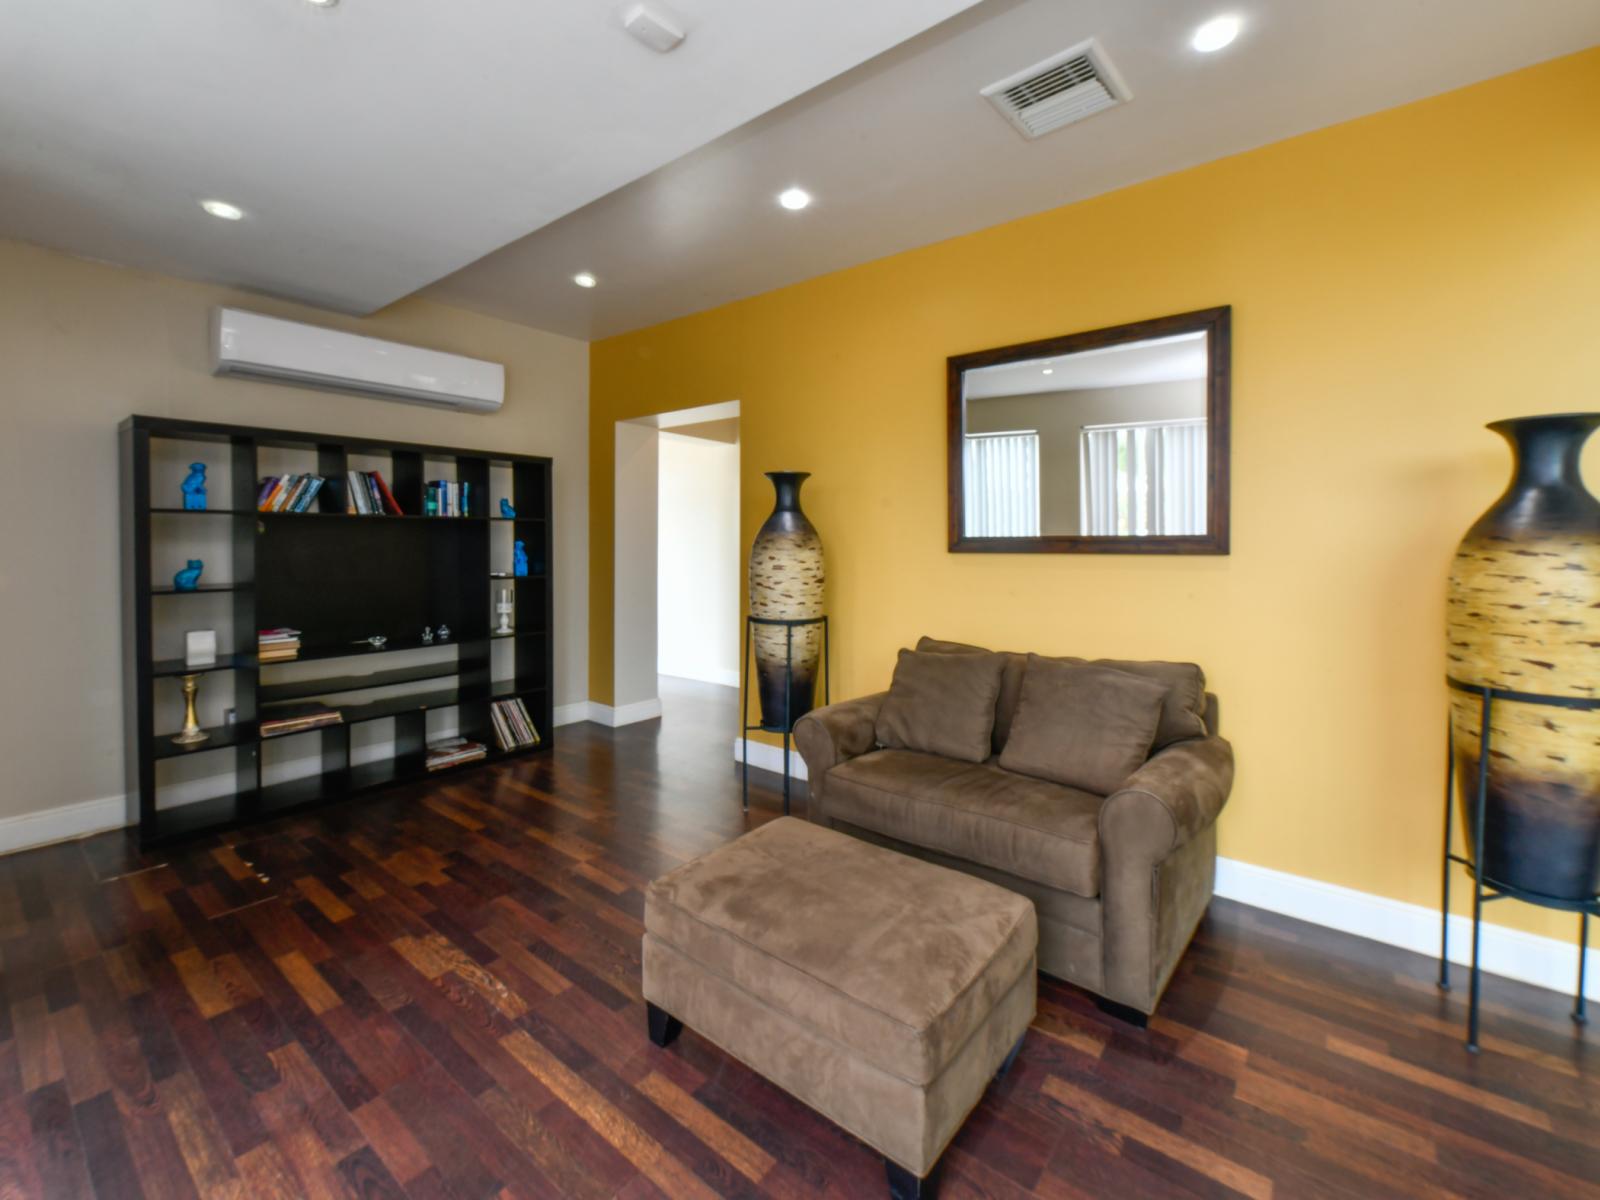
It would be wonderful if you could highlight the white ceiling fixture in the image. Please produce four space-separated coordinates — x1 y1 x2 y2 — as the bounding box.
305 0 339 9
981 39 1130 140
423 0 1600 339
777 187 812 211
200 199 245 221
1192 15 1242 53
573 272 598 288
0 0 980 313
622 3 686 54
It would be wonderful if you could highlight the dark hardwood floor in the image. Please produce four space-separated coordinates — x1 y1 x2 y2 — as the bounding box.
1 677 1595 1199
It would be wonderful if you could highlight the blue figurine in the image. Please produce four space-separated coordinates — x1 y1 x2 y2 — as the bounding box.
513 540 529 577
173 560 203 591
181 462 208 511
499 498 516 518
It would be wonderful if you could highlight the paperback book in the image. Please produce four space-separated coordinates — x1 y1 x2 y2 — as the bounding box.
489 697 541 751
257 474 328 513
426 738 487 771
259 703 342 738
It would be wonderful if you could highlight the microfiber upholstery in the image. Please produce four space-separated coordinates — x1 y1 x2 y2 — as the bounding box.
644 817 1036 1086
825 750 1103 898
874 649 1005 763
999 657 1168 794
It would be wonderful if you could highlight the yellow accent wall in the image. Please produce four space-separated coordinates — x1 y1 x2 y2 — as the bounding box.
590 49 1600 937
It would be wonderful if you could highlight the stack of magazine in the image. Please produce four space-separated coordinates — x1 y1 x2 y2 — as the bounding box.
489 697 541 751
259 703 342 739
426 738 487 771
259 628 301 662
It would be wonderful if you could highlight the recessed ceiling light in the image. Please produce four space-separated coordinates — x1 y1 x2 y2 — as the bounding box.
1191 15 1241 52
1041 368 1054 375
573 272 597 288
305 0 339 7
777 187 812 212
200 199 245 221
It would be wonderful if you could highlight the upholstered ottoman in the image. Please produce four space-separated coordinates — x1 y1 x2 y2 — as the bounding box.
642 817 1036 1199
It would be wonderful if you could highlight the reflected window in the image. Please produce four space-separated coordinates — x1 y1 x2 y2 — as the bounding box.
964 431 1040 537
1080 418 1206 536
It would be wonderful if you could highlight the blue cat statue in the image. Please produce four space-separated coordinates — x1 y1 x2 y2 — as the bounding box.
513 540 529 577
499 498 516 518
181 462 208 511
173 560 204 591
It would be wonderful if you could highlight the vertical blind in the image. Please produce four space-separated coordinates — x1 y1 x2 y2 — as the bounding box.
964 431 1040 537
1080 418 1207 536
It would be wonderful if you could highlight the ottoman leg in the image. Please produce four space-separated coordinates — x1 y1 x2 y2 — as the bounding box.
993 1032 1025 1083
646 1002 682 1047
1093 995 1149 1029
886 1158 939 1200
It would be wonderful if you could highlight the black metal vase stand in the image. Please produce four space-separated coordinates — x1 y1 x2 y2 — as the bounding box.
1438 677 1598 1051
741 616 829 816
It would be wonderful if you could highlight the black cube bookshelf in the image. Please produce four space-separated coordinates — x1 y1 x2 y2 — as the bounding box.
120 415 554 846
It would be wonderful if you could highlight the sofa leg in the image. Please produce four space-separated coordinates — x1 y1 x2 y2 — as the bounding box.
993 1033 1025 1083
885 1157 939 1200
1093 995 1150 1028
646 1002 682 1047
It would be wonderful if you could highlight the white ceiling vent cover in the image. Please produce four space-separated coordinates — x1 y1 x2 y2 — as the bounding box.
981 39 1130 140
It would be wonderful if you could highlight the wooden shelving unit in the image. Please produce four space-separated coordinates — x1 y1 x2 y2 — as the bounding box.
120 415 554 846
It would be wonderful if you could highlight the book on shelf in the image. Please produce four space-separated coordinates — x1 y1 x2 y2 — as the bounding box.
424 480 470 518
258 627 302 662
344 470 404 515
489 697 541 751
257 475 327 513
259 703 342 738
426 737 487 771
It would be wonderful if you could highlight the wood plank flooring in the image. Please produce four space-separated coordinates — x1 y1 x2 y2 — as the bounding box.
1 678 1595 1199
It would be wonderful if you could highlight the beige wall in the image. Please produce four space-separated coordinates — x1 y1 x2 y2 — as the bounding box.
0 237 588 827
967 381 1205 532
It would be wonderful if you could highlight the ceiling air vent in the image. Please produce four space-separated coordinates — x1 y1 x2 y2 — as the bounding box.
981 39 1130 140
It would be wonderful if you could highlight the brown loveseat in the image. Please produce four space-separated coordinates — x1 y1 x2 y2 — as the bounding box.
795 637 1234 1021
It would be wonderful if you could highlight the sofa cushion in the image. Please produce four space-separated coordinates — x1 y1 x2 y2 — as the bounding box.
875 649 1005 764
917 636 1206 751
825 749 1103 897
999 657 1167 794
644 817 1036 1086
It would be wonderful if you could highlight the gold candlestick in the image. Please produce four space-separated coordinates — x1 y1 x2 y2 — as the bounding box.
172 673 210 745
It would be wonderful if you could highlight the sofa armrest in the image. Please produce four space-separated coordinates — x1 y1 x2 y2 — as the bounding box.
794 692 887 824
1099 735 1234 863
1097 735 1234 1014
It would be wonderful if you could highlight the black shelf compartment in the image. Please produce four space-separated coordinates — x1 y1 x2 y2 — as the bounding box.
122 414 554 847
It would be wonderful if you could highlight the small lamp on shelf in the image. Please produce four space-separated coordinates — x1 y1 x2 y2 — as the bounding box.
496 588 514 635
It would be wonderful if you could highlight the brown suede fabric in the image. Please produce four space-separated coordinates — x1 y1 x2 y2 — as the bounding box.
644 817 1036 1086
793 691 886 823
874 649 1005 764
915 637 1026 753
999 658 1167 795
825 750 1103 897
642 935 1035 1177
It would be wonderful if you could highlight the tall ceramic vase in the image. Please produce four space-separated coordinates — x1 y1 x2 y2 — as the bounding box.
749 471 824 730
1446 413 1600 901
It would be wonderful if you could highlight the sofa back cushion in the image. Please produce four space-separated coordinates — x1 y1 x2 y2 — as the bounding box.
875 649 1006 763
998 657 1167 794
916 636 1208 752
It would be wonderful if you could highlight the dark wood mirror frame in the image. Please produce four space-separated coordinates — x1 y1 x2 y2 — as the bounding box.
947 305 1231 555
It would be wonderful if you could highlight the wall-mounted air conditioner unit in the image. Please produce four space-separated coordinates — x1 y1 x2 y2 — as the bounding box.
212 308 505 414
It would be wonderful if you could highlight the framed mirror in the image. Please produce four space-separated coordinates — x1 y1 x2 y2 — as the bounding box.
948 306 1230 554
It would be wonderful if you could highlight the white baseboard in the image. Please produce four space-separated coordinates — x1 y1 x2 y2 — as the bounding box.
727 741 1593 1001
0 795 127 855
573 698 664 728
553 702 591 728
733 736 810 780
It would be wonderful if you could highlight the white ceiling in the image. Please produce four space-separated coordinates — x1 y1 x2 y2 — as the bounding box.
0 0 977 313
424 0 1600 339
965 332 1206 398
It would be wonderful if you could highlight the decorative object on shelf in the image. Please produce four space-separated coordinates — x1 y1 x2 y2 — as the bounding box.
1439 411 1600 1050
514 540 529 577
500 498 516 518
748 471 825 729
184 630 217 667
422 626 435 644
224 708 238 726
436 624 451 641
354 635 388 649
172 560 204 591
1446 413 1600 900
181 462 208 510
496 588 514 635
172 674 209 745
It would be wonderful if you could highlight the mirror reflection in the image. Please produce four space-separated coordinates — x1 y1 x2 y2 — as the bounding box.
962 331 1209 539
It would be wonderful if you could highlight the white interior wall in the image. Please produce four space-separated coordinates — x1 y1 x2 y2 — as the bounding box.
657 431 740 687
613 422 662 721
